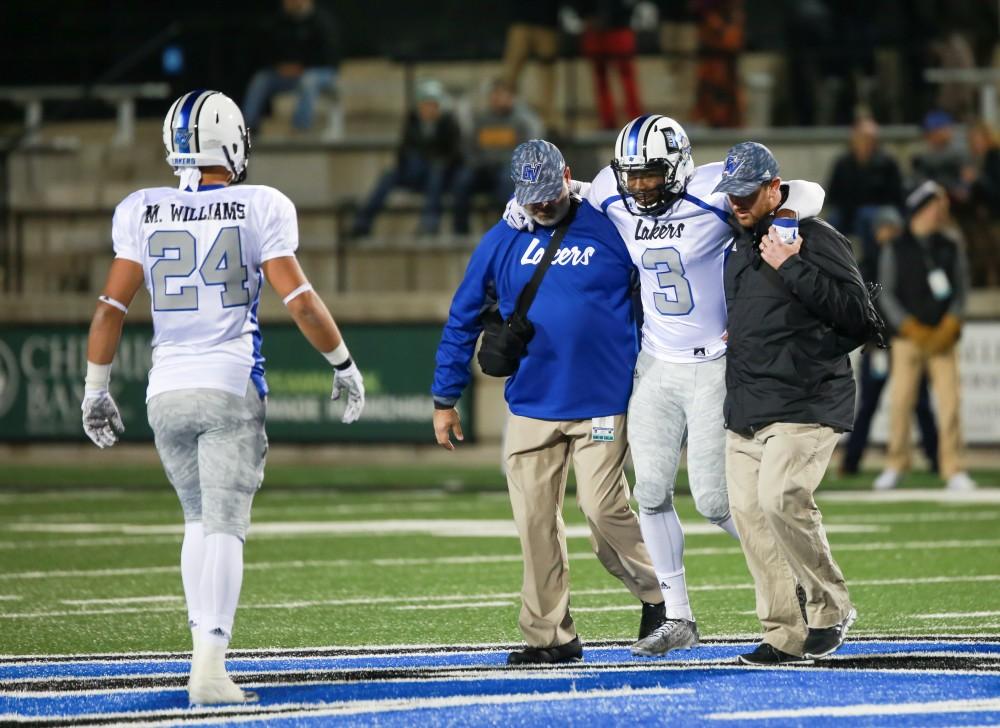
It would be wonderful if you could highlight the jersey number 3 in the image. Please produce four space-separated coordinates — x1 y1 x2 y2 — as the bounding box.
149 228 250 311
641 247 694 316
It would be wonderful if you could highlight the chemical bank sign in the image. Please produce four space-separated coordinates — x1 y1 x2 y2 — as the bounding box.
0 324 467 444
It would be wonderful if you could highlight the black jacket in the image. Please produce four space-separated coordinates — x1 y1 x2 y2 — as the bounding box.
397 110 463 167
724 216 874 435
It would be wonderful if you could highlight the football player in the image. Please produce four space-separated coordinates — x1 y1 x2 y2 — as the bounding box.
505 115 824 656
81 90 365 705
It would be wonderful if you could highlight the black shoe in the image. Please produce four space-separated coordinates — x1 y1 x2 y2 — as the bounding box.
737 643 814 666
803 608 857 659
507 637 583 665
638 601 667 640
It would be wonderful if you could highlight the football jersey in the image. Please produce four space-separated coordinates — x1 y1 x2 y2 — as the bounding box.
111 184 298 401
588 162 732 364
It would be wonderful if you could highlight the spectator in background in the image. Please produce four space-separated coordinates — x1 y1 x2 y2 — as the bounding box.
840 207 939 477
501 0 562 135
351 80 462 237
578 0 643 129
875 182 976 492
451 80 542 234
959 120 1000 286
826 118 904 250
965 120 1000 211
691 0 745 128
911 111 967 198
243 0 340 135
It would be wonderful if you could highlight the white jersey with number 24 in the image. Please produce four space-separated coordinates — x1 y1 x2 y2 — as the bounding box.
111 184 298 401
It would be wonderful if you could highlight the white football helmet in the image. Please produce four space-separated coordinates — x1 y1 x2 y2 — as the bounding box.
612 115 695 216
162 90 250 183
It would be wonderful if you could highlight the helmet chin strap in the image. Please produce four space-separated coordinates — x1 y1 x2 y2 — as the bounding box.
176 167 202 192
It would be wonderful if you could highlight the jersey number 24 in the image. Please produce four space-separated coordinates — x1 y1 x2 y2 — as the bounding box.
149 228 250 311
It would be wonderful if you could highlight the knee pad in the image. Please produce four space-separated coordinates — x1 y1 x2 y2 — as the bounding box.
691 484 731 524
201 486 254 541
634 480 675 515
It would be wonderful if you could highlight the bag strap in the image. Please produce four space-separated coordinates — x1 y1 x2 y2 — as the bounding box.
513 199 579 318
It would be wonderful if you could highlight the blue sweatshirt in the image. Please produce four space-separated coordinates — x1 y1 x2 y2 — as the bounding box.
433 200 638 420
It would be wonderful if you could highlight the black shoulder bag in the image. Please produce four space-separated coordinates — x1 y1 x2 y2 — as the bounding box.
477 200 578 377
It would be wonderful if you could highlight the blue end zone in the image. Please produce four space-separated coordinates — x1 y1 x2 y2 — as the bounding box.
2 640 998 726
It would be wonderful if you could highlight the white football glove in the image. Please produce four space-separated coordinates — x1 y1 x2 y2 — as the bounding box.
503 197 535 232
331 361 365 424
81 391 125 448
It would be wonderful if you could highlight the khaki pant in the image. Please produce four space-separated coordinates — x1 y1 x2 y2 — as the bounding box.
726 423 852 656
505 412 661 647
502 24 560 132
887 337 963 478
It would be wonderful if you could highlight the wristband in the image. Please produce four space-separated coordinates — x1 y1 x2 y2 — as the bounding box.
98 295 128 314
282 282 314 305
85 361 111 394
322 341 350 367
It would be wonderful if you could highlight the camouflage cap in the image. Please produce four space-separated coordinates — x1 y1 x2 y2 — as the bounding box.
712 141 780 196
511 139 566 205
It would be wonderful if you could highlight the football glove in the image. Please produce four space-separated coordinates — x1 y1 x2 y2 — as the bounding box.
331 361 365 424
81 391 125 448
503 197 535 232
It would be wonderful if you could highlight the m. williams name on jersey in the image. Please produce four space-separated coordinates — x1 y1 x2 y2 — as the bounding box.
142 202 248 224
634 219 685 241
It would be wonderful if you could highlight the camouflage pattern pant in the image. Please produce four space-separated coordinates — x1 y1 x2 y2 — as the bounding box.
147 383 267 540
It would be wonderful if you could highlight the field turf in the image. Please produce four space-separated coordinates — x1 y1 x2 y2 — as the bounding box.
1 464 998 655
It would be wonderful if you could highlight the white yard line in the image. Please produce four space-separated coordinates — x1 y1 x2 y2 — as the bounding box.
707 697 1000 721
0 595 21 601
916 611 1000 619
1 519 885 538
60 596 184 606
5 575 1000 621
394 601 514 611
820 488 1000 504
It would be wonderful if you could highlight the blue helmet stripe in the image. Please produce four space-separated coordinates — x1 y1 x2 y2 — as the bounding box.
175 90 205 153
626 114 653 156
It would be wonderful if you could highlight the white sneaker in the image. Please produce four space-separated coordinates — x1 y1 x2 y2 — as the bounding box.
873 469 900 491
188 638 258 706
946 472 977 492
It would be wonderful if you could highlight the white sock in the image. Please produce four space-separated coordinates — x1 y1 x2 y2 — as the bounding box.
181 522 205 630
199 533 244 644
715 514 740 540
657 568 693 622
639 508 693 621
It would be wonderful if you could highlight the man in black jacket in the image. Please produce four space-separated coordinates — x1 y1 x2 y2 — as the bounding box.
717 142 879 667
350 80 463 237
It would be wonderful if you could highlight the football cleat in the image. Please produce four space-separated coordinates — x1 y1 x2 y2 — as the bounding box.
631 618 699 656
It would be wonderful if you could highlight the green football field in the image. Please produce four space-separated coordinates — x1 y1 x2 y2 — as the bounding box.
1 463 998 657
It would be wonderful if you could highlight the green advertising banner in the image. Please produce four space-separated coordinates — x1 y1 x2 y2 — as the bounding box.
0 323 469 443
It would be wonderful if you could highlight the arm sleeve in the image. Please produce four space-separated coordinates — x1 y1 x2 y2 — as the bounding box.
431 229 502 402
947 242 971 318
111 193 143 263
783 179 826 219
877 243 909 328
776 227 871 339
259 189 300 262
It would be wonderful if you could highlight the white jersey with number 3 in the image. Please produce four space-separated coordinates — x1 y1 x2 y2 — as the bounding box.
588 161 731 364
111 184 298 401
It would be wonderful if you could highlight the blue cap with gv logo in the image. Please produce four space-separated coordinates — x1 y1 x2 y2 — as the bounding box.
511 139 567 205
